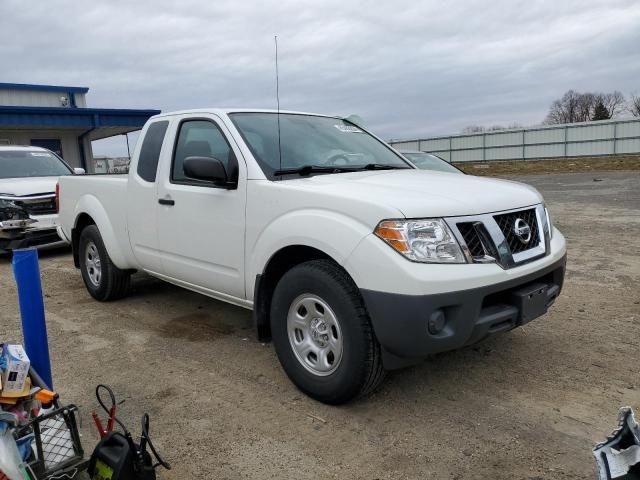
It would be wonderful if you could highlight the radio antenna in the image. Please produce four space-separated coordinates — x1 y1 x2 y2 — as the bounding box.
274 35 282 172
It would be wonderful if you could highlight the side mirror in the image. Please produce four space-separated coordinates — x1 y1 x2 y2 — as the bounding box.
183 156 229 186
73 168 86 175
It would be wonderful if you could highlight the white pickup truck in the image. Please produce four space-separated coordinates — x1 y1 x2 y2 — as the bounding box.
58 109 567 404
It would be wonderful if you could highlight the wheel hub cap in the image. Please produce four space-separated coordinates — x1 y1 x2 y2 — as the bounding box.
287 294 343 376
85 241 102 287
310 318 330 347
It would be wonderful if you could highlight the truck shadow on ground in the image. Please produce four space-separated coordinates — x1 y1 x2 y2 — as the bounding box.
115 269 548 408
125 272 254 340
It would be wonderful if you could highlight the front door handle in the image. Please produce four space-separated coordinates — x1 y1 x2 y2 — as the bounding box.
158 198 175 206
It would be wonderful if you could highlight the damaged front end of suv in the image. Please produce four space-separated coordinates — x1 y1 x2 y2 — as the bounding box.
0 198 36 252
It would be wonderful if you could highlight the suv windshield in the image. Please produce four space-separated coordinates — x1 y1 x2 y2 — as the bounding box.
0 150 73 179
229 113 411 179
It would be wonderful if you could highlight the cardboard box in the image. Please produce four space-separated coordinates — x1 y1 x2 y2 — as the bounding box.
1 344 30 394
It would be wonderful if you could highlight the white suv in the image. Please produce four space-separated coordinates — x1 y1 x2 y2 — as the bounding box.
0 146 83 252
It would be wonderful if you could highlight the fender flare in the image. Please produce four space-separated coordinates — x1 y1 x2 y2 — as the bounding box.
247 208 372 300
72 194 132 269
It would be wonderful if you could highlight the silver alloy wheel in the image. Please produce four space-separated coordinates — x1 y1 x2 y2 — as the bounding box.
287 294 343 376
84 241 102 287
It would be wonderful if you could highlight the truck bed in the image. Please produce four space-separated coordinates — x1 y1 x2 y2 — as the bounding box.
58 174 132 268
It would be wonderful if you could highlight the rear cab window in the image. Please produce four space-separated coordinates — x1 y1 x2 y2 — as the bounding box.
137 120 169 182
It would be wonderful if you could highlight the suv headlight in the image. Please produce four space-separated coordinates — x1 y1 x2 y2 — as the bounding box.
0 199 29 221
374 218 466 263
544 206 553 239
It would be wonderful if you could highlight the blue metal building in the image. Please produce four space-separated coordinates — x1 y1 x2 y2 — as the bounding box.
0 82 160 171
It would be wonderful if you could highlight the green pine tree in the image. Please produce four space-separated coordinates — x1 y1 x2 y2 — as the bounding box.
592 101 611 120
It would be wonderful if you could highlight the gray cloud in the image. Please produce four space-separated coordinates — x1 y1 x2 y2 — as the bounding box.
1 0 639 155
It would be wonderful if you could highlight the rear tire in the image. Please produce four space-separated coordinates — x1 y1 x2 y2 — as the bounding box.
78 225 130 301
270 259 385 404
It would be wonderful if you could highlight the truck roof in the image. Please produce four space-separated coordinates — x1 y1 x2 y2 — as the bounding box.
150 108 337 120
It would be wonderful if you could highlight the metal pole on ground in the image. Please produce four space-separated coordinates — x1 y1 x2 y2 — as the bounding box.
11 248 53 389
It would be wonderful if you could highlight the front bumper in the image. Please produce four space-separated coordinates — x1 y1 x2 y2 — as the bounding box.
0 214 65 252
360 254 566 369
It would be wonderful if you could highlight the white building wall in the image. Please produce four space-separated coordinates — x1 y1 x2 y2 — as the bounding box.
0 129 85 168
0 89 87 108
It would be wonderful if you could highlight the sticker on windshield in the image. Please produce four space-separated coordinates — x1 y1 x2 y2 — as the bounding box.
30 152 50 156
334 124 363 133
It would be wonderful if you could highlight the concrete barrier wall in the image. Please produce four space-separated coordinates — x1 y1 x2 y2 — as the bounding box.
389 118 640 162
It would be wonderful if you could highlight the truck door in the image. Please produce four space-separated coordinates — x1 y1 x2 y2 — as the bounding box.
155 114 246 300
127 120 171 275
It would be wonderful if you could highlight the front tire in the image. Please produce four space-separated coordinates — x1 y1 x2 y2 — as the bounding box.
271 260 385 404
78 225 130 301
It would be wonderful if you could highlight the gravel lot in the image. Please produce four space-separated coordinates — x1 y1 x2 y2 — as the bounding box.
1 171 639 479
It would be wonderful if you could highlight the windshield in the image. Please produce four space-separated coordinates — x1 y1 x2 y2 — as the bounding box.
0 150 73 179
229 113 411 179
402 152 462 174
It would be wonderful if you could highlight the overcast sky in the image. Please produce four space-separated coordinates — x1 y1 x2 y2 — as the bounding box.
2 0 639 156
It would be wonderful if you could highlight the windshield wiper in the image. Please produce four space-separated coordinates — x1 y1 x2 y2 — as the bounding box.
360 163 408 170
273 165 359 176
273 163 408 177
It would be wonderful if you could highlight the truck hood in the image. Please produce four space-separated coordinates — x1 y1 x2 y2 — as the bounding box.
0 177 59 197
283 169 543 218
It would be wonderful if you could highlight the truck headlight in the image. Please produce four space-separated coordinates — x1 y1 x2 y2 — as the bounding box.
374 218 466 263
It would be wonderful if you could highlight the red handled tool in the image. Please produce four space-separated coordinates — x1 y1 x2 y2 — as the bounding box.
92 384 118 438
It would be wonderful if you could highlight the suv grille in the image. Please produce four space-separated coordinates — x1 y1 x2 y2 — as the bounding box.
493 208 539 254
14 197 57 216
457 222 498 259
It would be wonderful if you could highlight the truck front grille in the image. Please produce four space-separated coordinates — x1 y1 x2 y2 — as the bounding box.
449 205 548 270
457 222 498 260
493 208 540 254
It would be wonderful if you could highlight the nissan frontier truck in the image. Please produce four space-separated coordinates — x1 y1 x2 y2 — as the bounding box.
58 109 566 404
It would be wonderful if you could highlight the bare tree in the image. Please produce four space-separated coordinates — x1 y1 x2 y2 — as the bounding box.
462 125 485 134
544 90 582 124
577 92 596 122
599 91 625 117
629 92 640 118
462 123 523 133
544 90 625 124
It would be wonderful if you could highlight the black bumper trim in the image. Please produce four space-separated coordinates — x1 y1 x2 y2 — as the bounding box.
0 229 62 251
360 254 566 369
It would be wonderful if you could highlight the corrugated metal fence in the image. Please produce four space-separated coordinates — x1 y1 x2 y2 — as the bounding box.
388 118 640 162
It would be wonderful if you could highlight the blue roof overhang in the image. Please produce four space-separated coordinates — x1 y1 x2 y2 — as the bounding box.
0 82 89 94
0 106 161 140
